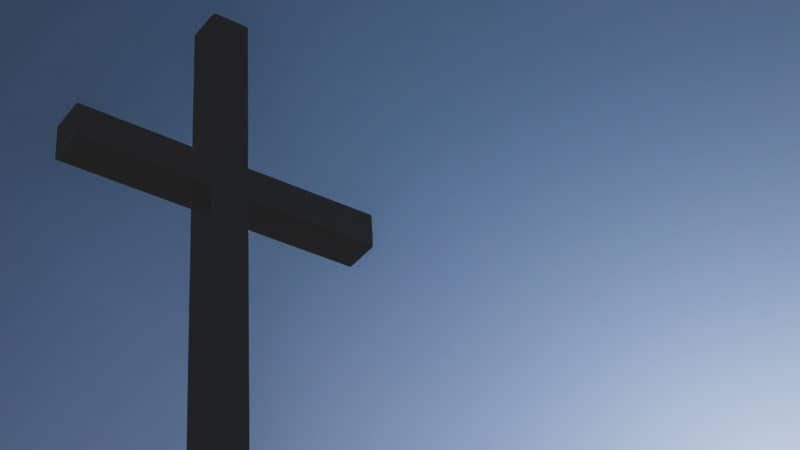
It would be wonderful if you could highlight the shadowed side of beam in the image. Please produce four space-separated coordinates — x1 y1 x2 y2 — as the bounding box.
246 170 373 266
56 103 204 208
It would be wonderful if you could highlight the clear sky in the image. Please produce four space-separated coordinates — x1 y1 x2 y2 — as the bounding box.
3 1 800 449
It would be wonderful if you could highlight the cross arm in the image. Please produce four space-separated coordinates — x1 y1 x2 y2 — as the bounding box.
246 170 373 266
56 103 203 208
56 103 372 266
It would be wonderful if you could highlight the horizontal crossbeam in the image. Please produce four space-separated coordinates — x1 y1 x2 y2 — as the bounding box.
57 103 200 208
246 170 372 266
56 103 372 265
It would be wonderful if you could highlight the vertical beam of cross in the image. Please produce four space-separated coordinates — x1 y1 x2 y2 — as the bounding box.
187 16 249 450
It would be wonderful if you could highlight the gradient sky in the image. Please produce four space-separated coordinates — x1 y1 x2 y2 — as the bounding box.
3 1 800 449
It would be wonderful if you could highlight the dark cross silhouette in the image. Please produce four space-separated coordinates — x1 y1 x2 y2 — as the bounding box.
55 14 372 450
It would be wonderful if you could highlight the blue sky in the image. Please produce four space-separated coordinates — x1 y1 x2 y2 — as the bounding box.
3 1 800 449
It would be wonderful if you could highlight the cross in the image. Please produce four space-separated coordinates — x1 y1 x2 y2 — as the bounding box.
55 14 372 450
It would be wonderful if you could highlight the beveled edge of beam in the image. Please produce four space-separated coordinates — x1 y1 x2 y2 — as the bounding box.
197 14 248 36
